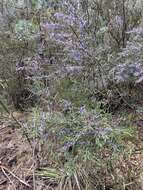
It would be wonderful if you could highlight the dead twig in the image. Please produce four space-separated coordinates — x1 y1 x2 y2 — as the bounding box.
1 166 16 190
0 164 31 188
33 142 37 190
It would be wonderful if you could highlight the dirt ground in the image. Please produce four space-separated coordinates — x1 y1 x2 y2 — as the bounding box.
0 113 57 190
0 115 33 190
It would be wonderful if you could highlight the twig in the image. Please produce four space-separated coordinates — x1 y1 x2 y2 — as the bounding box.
74 173 82 190
33 142 36 190
0 165 31 188
123 182 134 190
0 125 7 132
1 166 16 190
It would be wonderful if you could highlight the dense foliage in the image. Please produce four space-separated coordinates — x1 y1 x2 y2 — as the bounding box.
0 0 143 189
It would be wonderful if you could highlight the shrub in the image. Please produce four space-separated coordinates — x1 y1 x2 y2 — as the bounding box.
24 107 136 189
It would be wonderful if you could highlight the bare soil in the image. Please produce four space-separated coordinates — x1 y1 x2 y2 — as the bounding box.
0 113 55 190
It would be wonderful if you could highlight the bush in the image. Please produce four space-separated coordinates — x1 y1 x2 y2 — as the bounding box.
24 107 137 189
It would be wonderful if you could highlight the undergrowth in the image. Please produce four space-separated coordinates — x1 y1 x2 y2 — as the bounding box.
55 77 94 108
23 105 141 190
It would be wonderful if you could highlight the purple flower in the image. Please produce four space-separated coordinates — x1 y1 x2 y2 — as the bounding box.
115 15 123 26
79 18 87 29
42 23 64 31
79 105 86 113
16 66 25 71
54 12 66 19
69 50 81 61
127 27 143 37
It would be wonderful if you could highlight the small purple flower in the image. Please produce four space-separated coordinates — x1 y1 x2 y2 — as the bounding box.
42 23 64 31
69 50 81 61
127 27 143 37
115 15 123 26
79 105 86 113
54 12 66 19
16 66 25 71
79 18 87 29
